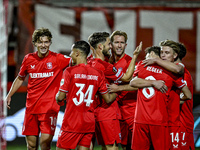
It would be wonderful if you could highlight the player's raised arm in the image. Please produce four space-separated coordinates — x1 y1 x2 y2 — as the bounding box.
120 42 142 82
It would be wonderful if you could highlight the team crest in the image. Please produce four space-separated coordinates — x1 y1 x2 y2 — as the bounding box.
47 62 52 69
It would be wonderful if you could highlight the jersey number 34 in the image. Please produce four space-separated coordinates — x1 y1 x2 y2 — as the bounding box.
73 83 94 107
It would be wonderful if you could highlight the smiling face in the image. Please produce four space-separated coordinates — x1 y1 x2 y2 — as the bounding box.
112 35 127 57
160 46 177 62
35 36 51 58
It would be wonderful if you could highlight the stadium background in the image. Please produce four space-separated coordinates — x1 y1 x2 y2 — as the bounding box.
1 0 200 149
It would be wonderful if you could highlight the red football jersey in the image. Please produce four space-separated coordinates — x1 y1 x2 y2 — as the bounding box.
87 55 123 121
87 55 124 81
18 50 71 114
180 67 194 130
167 63 185 127
59 63 108 133
133 61 186 126
168 87 181 126
112 54 137 120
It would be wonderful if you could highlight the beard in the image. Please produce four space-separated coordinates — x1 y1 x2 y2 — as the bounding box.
102 49 111 57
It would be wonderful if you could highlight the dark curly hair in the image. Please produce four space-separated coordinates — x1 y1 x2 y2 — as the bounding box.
88 32 110 49
145 46 160 56
73 40 90 57
32 27 52 44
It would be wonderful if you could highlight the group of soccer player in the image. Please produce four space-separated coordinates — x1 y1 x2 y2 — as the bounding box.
5 27 194 150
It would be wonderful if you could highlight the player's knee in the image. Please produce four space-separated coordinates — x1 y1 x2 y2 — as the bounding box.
40 134 53 150
27 143 37 150
40 141 51 150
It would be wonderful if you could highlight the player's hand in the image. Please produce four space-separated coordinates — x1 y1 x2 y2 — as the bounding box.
6 96 11 109
108 84 119 93
152 80 168 93
133 41 142 57
57 100 65 106
142 58 158 67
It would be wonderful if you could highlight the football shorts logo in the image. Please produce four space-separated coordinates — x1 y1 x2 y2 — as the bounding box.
51 127 55 131
173 144 178 148
58 130 63 137
47 62 52 69
181 142 187 146
113 67 118 73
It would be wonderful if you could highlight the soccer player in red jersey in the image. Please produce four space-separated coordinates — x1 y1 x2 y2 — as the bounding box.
56 40 117 150
130 46 192 150
87 32 142 150
109 30 137 150
177 43 195 150
5 28 72 150
142 40 194 150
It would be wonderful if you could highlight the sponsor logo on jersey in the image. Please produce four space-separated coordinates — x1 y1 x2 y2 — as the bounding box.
30 65 35 69
47 62 52 69
30 72 54 78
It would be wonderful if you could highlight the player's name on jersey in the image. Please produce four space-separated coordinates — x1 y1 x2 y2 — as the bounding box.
146 66 163 74
30 72 54 78
74 74 98 81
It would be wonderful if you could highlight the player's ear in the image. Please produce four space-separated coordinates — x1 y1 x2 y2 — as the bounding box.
125 43 127 49
97 43 103 50
173 52 178 60
75 51 79 57
76 50 81 57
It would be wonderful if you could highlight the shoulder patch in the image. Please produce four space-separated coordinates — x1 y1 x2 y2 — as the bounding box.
113 67 118 73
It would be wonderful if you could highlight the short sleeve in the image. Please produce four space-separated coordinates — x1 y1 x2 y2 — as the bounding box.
98 71 109 95
174 76 186 89
59 69 71 93
184 69 193 94
133 61 141 77
18 55 28 78
98 59 124 81
57 54 72 69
